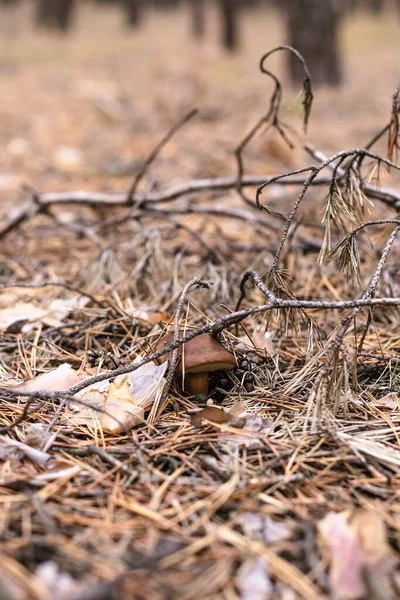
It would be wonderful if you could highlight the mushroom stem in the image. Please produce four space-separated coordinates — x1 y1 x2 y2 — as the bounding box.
184 371 209 396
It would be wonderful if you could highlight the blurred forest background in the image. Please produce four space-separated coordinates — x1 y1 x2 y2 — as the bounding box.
0 0 399 205
0 0 399 287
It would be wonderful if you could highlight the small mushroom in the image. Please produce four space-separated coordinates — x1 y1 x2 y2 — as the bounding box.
156 333 237 395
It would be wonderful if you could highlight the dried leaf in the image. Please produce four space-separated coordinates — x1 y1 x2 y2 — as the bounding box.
127 361 168 408
251 332 276 355
374 392 400 410
147 312 171 325
236 333 276 356
0 297 88 332
226 401 248 417
14 364 78 393
0 303 49 332
318 509 396 600
238 513 292 545
189 400 248 427
319 511 366 598
220 414 274 450
66 379 109 426
102 374 145 433
0 435 50 468
190 405 274 451
66 362 167 433
44 296 89 325
14 363 101 394
189 405 235 427
23 424 53 451
350 510 396 599
237 558 273 600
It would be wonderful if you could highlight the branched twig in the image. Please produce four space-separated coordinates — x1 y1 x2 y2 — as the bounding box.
305 223 400 428
34 174 334 205
326 218 400 283
259 45 313 133
257 149 400 281
236 269 276 312
305 143 400 211
235 45 313 209
24 172 400 210
3 168 400 248
2 294 400 409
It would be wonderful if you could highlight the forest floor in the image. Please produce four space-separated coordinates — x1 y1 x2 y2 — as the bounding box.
0 3 400 599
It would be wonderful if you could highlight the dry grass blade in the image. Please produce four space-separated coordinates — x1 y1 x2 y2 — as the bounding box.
387 80 400 163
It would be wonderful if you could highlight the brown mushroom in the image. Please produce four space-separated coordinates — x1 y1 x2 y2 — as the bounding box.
156 333 236 395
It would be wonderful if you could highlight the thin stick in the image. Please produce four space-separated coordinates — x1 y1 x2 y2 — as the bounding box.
126 108 198 204
2 293 400 407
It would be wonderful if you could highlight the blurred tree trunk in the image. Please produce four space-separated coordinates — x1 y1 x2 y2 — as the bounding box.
367 0 383 12
59 0 75 30
285 0 342 86
218 0 239 51
152 0 180 8
124 0 142 26
342 0 387 13
36 0 52 26
191 0 206 38
35 0 76 31
240 0 261 7
338 0 358 13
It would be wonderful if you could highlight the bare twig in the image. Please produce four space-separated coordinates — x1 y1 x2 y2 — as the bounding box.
2 293 400 411
126 108 198 204
388 79 400 162
236 269 276 312
158 277 210 409
235 45 312 208
256 149 400 283
31 173 335 206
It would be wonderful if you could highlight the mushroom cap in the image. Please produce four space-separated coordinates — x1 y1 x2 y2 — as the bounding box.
156 333 236 373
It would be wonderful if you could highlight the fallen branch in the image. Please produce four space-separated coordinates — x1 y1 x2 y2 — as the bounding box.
35 173 334 206
1 293 400 406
